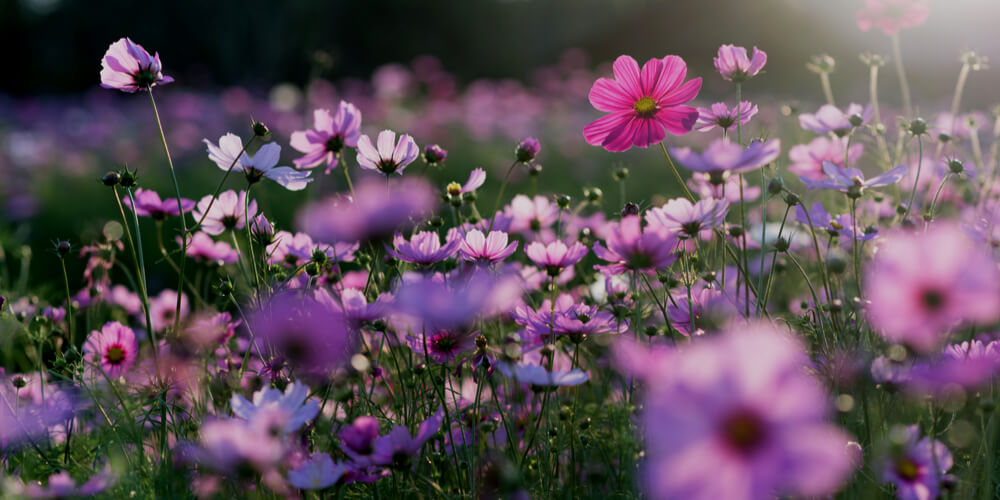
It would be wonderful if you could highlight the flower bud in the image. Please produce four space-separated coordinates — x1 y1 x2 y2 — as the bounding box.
515 137 541 163
251 120 270 137
827 255 848 275
621 202 640 217
56 240 71 257
423 144 448 165
848 113 864 128
101 171 120 187
938 133 952 144
250 214 274 245
806 54 835 74
783 192 800 206
774 237 790 253
528 163 543 177
429 216 444 228
446 182 462 197
767 177 784 196
119 169 137 187
556 195 572 210
908 118 928 136
613 167 629 181
948 159 965 174
728 225 744 238
584 187 602 203
846 185 863 199
462 191 477 203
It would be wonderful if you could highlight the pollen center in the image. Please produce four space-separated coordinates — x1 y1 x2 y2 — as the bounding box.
105 345 126 365
633 96 658 116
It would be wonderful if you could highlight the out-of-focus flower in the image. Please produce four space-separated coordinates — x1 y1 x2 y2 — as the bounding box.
231 381 319 434
671 138 781 178
83 321 138 378
287 453 348 490
455 229 519 264
192 190 258 236
688 172 761 203
713 45 767 82
857 0 929 36
497 362 589 387
148 289 189 333
179 232 238 266
506 195 559 235
799 161 907 193
298 177 437 243
593 215 678 275
100 37 173 92
356 130 419 176
205 134 312 191
386 231 460 266
788 137 864 181
865 224 1000 352
583 55 701 152
645 198 729 238
881 425 952 500
423 144 448 165
694 101 758 132
6 466 114 499
126 188 194 220
515 137 541 163
799 104 871 136
393 269 522 331
370 409 443 468
340 416 381 464
524 240 588 275
290 102 362 172
406 329 477 363
251 292 355 377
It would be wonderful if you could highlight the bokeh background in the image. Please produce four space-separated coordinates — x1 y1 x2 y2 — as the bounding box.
2 0 997 294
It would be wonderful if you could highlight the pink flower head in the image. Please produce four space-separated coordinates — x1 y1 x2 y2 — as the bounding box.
394 269 522 331
340 416 381 462
83 321 138 378
386 231 460 266
788 137 864 181
694 101 758 132
370 409 444 468
126 188 193 220
290 102 363 172
204 134 312 191
881 426 952 500
687 172 761 203
356 129 419 175
800 161 907 193
231 381 319 434
646 198 730 238
629 323 854 499
180 232 237 266
406 329 477 363
515 137 541 163
251 292 355 377
671 138 781 178
583 55 702 152
99 37 173 93
497 361 589 387
192 190 258 236
857 0 929 36
505 195 559 234
799 103 872 136
148 289 189 332
524 240 588 275
865 224 1000 353
455 229 519 264
422 144 448 165
593 215 679 275
713 44 767 82
10 467 114 499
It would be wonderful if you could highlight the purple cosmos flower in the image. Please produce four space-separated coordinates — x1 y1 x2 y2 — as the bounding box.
688 172 761 203
126 188 194 220
788 137 864 181
251 292 355 377
497 361 589 387
714 44 767 82
83 321 138 378
267 230 358 266
386 231 460 266
456 229 519 264
423 144 448 165
524 240 588 275
406 329 477 363
881 426 952 500
550 302 626 341
671 138 781 178
799 103 871 136
645 198 729 238
185 418 285 476
331 288 392 328
370 409 443 468
231 381 319 434
99 37 173 92
298 177 437 243
249 213 275 245
857 0 929 35
205 134 312 191
694 101 758 132
288 453 348 490
865 224 1000 353
356 129 419 175
904 340 1000 396
506 195 560 234
148 289 189 332
800 161 907 193
583 55 702 152
628 323 854 499
290 102 362 172
515 137 541 163
183 311 240 348
393 270 522 331
340 416 381 464
593 215 678 275
9 466 114 498
666 286 738 336
459 168 486 193
795 202 878 243
192 190 258 236
180 232 238 266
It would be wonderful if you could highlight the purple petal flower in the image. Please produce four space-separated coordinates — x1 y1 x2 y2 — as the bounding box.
290 102 363 172
593 215 678 275
455 229 519 264
694 101 758 132
645 198 729 238
126 188 194 220
100 37 173 93
799 103 871 136
881 426 952 500
713 45 767 82
356 129 419 175
386 231 460 266
524 240 588 273
800 162 907 193
370 409 444 468
231 381 319 434
671 138 781 176
298 177 437 243
287 453 348 490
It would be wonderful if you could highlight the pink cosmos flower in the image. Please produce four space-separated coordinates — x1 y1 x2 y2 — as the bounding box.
671 138 781 177
339 416 381 464
370 409 444 468
99 37 173 93
857 0 929 36
83 321 138 378
646 198 730 238
524 240 588 274
9 466 114 498
204 134 312 191
515 137 541 163
505 195 559 234
251 292 354 377
148 289 189 332
713 45 768 82
687 172 761 203
865 224 1000 352
179 232 237 266
266 230 358 266
497 361 589 387
593 215 679 275
788 137 864 181
881 426 952 500
406 329 477 363
290 102 363 172
583 55 702 152
386 231 461 266
799 103 871 136
192 190 258 236
799 161 907 193
356 129 419 175
126 188 194 220
456 229 519 264
694 101 758 132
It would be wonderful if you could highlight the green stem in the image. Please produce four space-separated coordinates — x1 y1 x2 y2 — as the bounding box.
114 188 156 358
904 135 924 221
658 143 695 201
890 33 913 118
488 161 519 233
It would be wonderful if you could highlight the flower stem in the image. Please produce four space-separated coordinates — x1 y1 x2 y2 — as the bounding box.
904 135 924 221
890 33 913 118
658 143 695 202
488 161 519 233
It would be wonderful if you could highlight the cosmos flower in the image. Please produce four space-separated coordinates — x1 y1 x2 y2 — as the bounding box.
356 129 419 175
339 416 381 464
505 195 560 235
179 232 238 266
7 466 114 498
148 289 189 333
788 137 864 181
204 134 312 191
593 215 679 275
515 137 541 163
687 172 761 203
713 44 767 82
795 202 878 244
251 292 355 378
386 231 461 266
406 329 477 363
645 198 729 238
290 102 363 172
496 362 589 387
192 190 258 236
287 453 348 490
126 188 194 220
694 101 758 132
266 230 358 267
524 240 588 275
231 381 320 434
393 269 522 331
423 144 448 165
799 161 907 193
83 321 138 378
799 103 871 136
455 229 519 264
99 37 173 92
865 224 1000 352
583 54 702 152
671 138 781 177
857 0 929 36
183 418 285 476
881 426 952 500
370 409 444 468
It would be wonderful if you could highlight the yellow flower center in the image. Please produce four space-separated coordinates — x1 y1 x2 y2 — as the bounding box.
633 96 658 117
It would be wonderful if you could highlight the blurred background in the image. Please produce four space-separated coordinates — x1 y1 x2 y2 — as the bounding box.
1 0 996 295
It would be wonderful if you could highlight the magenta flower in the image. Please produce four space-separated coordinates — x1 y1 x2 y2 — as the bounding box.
83 321 138 378
192 190 258 235
288 453 348 490
423 144 448 165
694 101 758 132
185 418 284 476
267 230 358 266
646 198 729 238
356 129 419 175
126 188 193 220
865 224 1000 353
290 102 363 172
99 37 173 93
713 44 767 82
857 0 929 35
505 195 559 234
394 270 522 331
788 137 864 181
799 103 871 136
456 229 519 264
583 55 702 152
671 138 781 177
593 215 679 275
881 426 952 500
251 292 355 377
524 240 588 275
148 289 189 332
688 172 761 203
370 409 443 468
515 137 541 163
231 381 319 434
180 232 237 266
9 467 114 498
628 323 854 499
205 134 312 191
386 231 460 266
800 161 907 193
340 416 381 464
406 329 477 363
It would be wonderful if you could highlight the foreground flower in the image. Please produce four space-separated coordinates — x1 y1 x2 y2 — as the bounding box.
594 215 678 275
192 190 258 235
857 0 929 36
694 101 758 132
288 453 348 490
386 231 460 266
627 323 854 499
251 292 355 377
713 44 767 82
865 224 1000 352
525 240 588 275
83 321 138 378
99 37 173 92
126 188 193 220
290 102 363 171
799 103 871 136
356 129 419 175
671 138 781 179
800 161 907 193
204 134 312 190
583 55 701 152
881 426 952 500
371 409 444 468
497 362 589 387
180 232 237 266
456 229 519 264
7 466 114 498
788 137 864 181
646 198 729 238
231 381 319 434
298 177 437 242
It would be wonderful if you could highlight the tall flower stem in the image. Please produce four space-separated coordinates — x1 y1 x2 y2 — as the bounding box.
904 135 924 221
113 187 156 359
819 71 836 107
191 137 256 233
849 197 862 293
487 161 519 233
890 33 913 118
58 256 74 347
657 143 695 202
148 90 188 336
949 61 972 138
926 173 953 225
869 64 891 166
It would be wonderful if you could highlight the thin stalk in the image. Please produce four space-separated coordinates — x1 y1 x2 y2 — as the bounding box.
869 64 891 165
890 33 913 118
926 173 953 224
904 135 924 220
819 72 836 107
949 62 972 138
658 143 695 201
114 188 157 358
59 257 74 346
